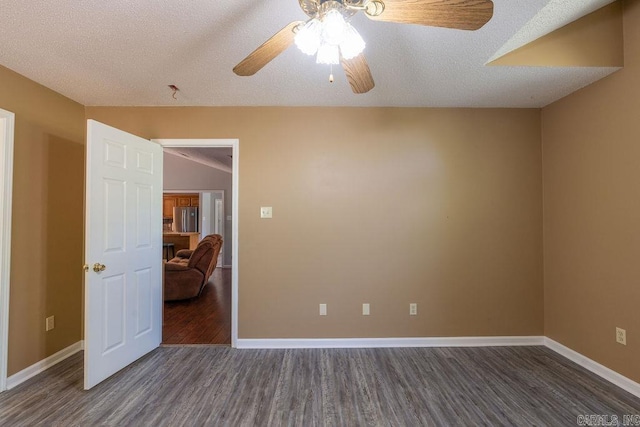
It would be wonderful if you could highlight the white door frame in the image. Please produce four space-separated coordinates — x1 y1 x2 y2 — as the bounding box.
155 139 239 347
0 109 15 392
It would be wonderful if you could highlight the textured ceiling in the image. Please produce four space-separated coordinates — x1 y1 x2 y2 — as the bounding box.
489 0 617 61
0 0 620 108
164 147 233 174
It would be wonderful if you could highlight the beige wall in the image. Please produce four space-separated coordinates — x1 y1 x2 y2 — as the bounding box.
0 65 85 375
2 1 638 387
163 152 233 264
542 0 640 383
87 106 543 339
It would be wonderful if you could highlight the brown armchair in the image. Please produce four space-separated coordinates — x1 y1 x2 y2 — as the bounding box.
164 234 223 301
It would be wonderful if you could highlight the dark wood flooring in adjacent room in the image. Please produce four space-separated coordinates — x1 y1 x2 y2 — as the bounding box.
1 346 639 425
163 268 231 345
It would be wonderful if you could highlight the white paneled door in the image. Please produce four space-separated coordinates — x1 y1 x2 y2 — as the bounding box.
84 120 163 390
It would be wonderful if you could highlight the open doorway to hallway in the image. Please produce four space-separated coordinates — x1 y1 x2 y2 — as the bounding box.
161 146 233 345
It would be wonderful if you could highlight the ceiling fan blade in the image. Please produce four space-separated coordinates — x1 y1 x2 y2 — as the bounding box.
341 54 375 94
366 0 494 31
233 21 304 76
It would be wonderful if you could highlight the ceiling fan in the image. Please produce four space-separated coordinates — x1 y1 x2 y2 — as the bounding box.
233 0 494 94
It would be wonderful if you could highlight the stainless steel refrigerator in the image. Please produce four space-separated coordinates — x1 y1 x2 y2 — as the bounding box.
173 207 199 232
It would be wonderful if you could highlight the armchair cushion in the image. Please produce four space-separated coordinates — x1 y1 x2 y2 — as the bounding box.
174 249 193 259
164 262 191 272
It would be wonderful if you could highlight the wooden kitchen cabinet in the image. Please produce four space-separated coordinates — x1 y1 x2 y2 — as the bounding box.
163 193 199 220
163 197 176 219
177 197 191 207
163 232 201 253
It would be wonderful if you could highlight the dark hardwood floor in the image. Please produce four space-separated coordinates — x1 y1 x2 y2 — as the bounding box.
1 346 639 425
163 268 231 345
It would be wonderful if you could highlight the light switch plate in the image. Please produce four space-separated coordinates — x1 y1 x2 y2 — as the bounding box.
260 207 273 218
362 303 370 316
46 316 55 331
319 304 327 316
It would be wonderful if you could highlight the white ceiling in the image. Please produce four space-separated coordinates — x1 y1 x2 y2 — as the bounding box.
0 0 619 108
164 147 233 174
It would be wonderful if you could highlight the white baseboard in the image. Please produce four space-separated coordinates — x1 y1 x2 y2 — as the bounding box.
6 341 83 390
236 336 545 349
237 336 639 398
4 337 638 401
544 338 640 399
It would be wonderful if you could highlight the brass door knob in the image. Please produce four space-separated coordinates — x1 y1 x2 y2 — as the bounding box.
93 263 106 273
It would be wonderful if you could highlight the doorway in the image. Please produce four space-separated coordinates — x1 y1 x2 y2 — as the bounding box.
162 189 229 345
0 108 14 392
156 140 238 347
83 125 239 388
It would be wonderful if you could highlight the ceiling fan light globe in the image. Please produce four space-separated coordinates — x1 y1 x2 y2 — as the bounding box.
294 18 322 55
322 9 347 45
316 43 340 65
339 24 365 60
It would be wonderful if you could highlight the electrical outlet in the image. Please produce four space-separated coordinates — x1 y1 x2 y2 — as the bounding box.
410 303 418 316
362 303 370 316
46 316 55 332
260 207 273 218
616 327 626 345
319 304 327 316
